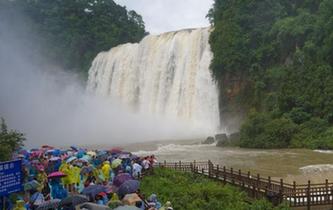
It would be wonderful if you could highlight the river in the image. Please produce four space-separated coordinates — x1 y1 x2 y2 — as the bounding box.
120 139 333 185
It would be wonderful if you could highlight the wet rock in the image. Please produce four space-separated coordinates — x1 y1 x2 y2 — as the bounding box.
215 133 228 147
202 136 215 144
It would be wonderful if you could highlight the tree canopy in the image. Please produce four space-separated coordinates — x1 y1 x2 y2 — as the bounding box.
0 118 25 161
209 0 333 149
0 0 147 77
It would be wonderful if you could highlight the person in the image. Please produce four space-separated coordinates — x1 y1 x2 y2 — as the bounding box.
13 200 26 210
29 189 44 210
101 161 111 182
84 171 96 187
132 162 142 178
49 179 68 200
147 194 161 209
142 158 150 170
160 201 173 210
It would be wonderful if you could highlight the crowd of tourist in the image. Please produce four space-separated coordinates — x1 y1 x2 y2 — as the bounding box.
0 145 173 210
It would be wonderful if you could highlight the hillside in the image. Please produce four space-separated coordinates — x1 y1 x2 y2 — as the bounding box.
0 0 147 76
208 0 333 149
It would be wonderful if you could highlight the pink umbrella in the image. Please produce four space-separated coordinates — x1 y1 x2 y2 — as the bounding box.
48 171 67 179
109 148 123 154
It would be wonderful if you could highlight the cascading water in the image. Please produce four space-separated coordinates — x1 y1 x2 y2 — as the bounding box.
87 27 220 134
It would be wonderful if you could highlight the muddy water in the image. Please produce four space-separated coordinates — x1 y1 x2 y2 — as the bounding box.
122 139 333 184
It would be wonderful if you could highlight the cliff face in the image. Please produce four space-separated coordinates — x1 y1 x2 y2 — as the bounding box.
218 71 249 133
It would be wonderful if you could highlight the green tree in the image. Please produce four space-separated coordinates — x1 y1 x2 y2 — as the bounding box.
0 118 25 161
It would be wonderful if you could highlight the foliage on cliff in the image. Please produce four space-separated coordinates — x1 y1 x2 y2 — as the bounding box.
208 0 333 149
0 118 25 161
0 0 146 76
141 168 290 210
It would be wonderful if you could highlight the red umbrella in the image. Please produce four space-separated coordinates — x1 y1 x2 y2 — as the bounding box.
48 171 67 179
109 147 123 154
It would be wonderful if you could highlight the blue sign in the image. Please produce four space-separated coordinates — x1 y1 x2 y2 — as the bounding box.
0 160 22 196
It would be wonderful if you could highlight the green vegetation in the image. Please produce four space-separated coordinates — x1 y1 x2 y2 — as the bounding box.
0 0 146 76
0 118 25 161
208 0 333 149
141 168 290 210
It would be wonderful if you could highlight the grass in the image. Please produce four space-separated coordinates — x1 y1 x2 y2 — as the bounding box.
140 168 290 210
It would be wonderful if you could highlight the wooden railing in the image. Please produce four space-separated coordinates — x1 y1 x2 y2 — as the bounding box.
156 160 333 209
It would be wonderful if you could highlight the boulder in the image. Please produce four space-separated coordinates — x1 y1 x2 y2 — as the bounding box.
202 136 215 144
215 133 229 147
229 132 240 142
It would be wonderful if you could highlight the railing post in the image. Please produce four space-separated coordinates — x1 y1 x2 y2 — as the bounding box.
223 166 226 184
238 169 241 184
208 160 212 178
164 160 166 167
231 168 234 184
216 165 220 179
175 162 177 170
179 160 181 171
280 179 284 204
307 180 311 210
293 181 296 206
325 179 328 203
194 160 196 172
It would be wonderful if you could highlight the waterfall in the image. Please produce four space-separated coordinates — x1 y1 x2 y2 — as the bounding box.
87 27 220 133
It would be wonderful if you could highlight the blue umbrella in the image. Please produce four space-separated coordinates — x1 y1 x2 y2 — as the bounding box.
66 156 77 163
113 173 133 187
24 180 40 191
117 180 140 198
81 185 107 198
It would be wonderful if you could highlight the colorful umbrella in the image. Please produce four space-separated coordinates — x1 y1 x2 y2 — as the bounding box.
36 199 60 210
24 180 40 191
59 195 88 207
109 148 122 154
66 156 77 163
81 185 107 198
117 180 140 198
122 193 142 206
113 173 133 187
49 157 61 161
48 171 67 179
114 205 141 210
111 159 122 169
87 151 96 156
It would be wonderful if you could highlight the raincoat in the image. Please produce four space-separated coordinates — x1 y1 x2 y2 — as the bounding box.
101 161 111 181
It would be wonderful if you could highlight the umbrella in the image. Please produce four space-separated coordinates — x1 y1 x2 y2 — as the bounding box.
36 199 61 210
130 155 139 160
59 195 88 207
87 151 96 156
79 202 112 210
49 157 61 161
46 149 55 154
122 193 142 206
48 171 66 179
41 145 54 149
109 148 122 154
111 159 122 169
113 173 133 187
24 180 40 191
117 180 140 198
66 156 77 163
113 205 140 210
71 146 79 151
80 166 94 175
118 154 131 159
80 155 92 162
81 185 107 198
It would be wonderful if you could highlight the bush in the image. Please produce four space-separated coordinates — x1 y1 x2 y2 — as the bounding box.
141 168 290 210
290 118 328 148
240 112 297 148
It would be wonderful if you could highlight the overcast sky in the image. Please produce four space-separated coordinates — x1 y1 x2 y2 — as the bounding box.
114 0 214 34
